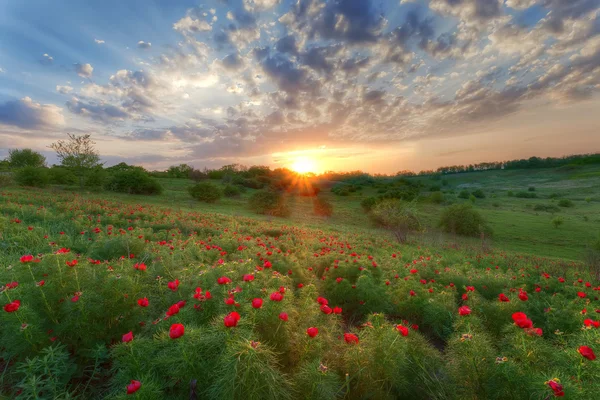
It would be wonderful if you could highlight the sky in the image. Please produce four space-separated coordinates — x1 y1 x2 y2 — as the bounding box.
0 0 599 174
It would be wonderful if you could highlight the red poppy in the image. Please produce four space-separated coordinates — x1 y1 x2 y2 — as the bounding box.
316 297 328 305
344 333 359 344
518 292 528 301
166 304 180 317
396 324 409 336
577 292 586 298
251 298 263 309
122 331 133 343
458 306 471 316
167 279 179 291
3 300 21 313
320 305 332 314
333 306 342 314
307 327 319 337
578 345 596 360
19 255 34 263
409 290 416 297
243 274 254 282
224 312 239 328
270 292 283 301
217 276 232 285
126 380 141 395
279 312 288 321
137 297 149 307
546 379 564 397
133 262 146 271
169 323 185 339
498 293 510 302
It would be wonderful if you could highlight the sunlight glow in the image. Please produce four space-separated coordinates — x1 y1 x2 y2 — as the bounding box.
290 157 317 174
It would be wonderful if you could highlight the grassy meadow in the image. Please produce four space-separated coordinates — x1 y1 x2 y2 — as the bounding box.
1 163 599 399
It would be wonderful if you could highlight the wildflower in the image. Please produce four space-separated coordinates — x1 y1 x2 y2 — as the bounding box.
270 292 283 301
4 300 21 313
169 323 185 339
166 304 180 317
224 311 240 327
344 333 359 344
545 378 564 397
321 305 332 314
279 312 288 321
167 279 179 291
577 292 586 298
396 324 409 336
133 263 146 271
307 327 319 338
333 306 342 314
495 356 508 364
137 297 149 307
20 255 34 263
126 380 141 395
243 274 254 282
498 293 510 302
251 298 263 309
460 333 473 342
217 276 232 285
578 345 596 360
122 331 133 343
36 280 45 287
458 306 471 316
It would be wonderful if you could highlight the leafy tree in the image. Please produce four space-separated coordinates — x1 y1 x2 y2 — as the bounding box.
14 167 50 187
50 134 102 189
370 199 421 243
551 216 564 229
248 190 290 217
188 182 222 203
105 169 163 195
167 164 193 179
7 148 46 168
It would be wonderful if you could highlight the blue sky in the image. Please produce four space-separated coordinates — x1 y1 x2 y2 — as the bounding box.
0 0 599 173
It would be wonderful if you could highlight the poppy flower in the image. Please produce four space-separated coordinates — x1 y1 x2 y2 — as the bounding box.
243 274 254 282
126 380 141 395
166 304 180 317
3 300 21 313
344 333 359 344
396 324 409 336
251 298 263 309
307 327 319 338
279 312 288 321
217 276 232 285
169 323 185 339
316 297 328 305
546 379 564 397
577 292 586 298
270 292 283 301
518 292 528 301
122 331 133 343
19 255 34 263
167 279 179 291
525 327 543 336
133 263 146 271
578 345 596 360
333 306 342 314
458 306 471 316
498 293 510 302
320 305 332 314
224 311 240 327
137 297 149 307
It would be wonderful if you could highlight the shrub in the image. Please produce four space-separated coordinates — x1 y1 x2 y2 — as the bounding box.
439 204 492 237
0 173 13 187
48 167 77 185
557 199 574 208
492 202 500 208
370 199 421 243
585 197 592 203
515 191 537 198
248 190 290 217
551 216 564 228
458 190 470 199
430 185 441 192
313 197 333 217
223 185 242 198
528 186 535 192
469 194 476 203
361 197 378 212
188 182 223 203
84 167 108 188
14 167 50 187
507 191 514 197
105 170 163 195
533 204 560 213
549 193 561 199
429 191 445 204
471 189 486 199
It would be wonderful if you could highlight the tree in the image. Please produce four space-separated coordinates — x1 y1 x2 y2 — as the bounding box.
7 149 46 168
50 134 101 189
370 199 421 243
167 164 193 179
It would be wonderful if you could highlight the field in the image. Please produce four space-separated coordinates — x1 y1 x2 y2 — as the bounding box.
1 165 600 399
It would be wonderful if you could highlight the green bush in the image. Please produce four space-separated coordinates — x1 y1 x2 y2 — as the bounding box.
48 167 77 185
507 191 514 197
188 182 223 203
471 189 486 198
14 167 50 187
469 194 476 203
439 203 492 237
585 197 592 203
105 170 163 195
248 190 290 217
515 191 537 198
223 185 242 198
370 199 421 242
0 173 13 187
313 197 333 217
528 186 536 192
84 167 108 188
458 190 470 199
551 216 564 228
557 199 574 208
361 196 378 212
533 204 560 213
429 191 445 204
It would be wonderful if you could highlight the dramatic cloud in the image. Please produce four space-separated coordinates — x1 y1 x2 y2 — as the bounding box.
0 97 64 129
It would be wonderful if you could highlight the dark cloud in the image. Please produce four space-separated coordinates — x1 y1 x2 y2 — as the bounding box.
66 98 130 122
221 53 245 70
275 35 298 55
0 97 64 129
260 54 317 94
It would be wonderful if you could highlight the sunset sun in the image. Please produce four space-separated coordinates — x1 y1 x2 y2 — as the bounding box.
290 157 317 174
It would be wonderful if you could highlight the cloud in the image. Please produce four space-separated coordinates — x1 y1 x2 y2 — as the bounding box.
66 97 130 122
243 0 281 12
95 38 105 44
0 97 65 129
137 41 151 49
74 63 93 78
220 53 245 71
56 85 73 94
173 11 213 34
40 53 54 66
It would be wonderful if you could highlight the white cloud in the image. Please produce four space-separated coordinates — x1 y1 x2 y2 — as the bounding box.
56 85 73 94
0 97 65 129
137 41 152 49
74 63 93 78
173 15 212 34
95 38 105 44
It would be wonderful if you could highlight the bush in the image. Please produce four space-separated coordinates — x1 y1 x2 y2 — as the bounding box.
370 199 421 243
471 189 486 199
584 234 600 280
507 191 514 197
223 185 242 198
469 194 476 203
14 167 50 187
248 190 290 217
458 190 470 199
551 216 564 228
361 197 378 212
585 197 592 203
533 204 560 213
188 182 223 203
515 191 537 198
528 186 536 192
0 173 13 187
48 167 77 185
84 167 108 188
429 191 445 204
313 197 333 217
557 199 574 208
105 170 163 195
439 204 492 237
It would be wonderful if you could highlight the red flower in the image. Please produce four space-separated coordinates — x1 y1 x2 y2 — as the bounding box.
137 297 149 307
320 305 332 314
409 290 416 297
546 379 564 397
270 292 283 301
217 276 232 285
307 327 319 338
122 331 133 343
577 292 586 298
279 312 288 321
36 280 45 287
126 380 141 395
3 300 21 313
169 323 185 339
458 306 471 316
518 292 528 301
167 279 179 291
133 262 146 271
224 311 240 327
19 255 34 263
333 306 342 314
498 293 510 302
525 327 543 336
166 304 180 317
578 345 596 360
344 333 359 344
396 324 409 336
66 259 78 267
316 297 328 305
252 298 263 309
243 274 254 282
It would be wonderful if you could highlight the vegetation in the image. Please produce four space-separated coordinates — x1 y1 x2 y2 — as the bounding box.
248 190 290 217
7 149 46 168
369 199 421 242
188 182 223 203
49 134 102 189
312 196 333 217
14 166 50 187
105 169 163 195
439 204 492 237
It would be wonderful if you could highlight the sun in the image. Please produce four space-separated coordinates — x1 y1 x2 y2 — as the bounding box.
290 157 317 174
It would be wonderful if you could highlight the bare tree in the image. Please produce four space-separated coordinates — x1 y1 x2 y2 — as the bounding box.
50 134 102 189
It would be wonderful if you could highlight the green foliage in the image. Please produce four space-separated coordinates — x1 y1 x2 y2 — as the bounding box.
223 184 242 197
188 181 223 203
248 190 290 217
0 173 14 187
84 167 108 188
14 167 50 187
551 216 564 228
361 196 378 212
48 166 77 185
370 199 421 242
312 197 333 217
533 204 560 213
528 186 536 191
515 191 537 198
585 197 592 203
167 164 193 179
50 134 102 188
8 148 46 168
557 199 574 208
507 191 514 197
429 191 445 204
439 203 492 237
471 189 486 198
105 169 163 195
458 190 470 199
